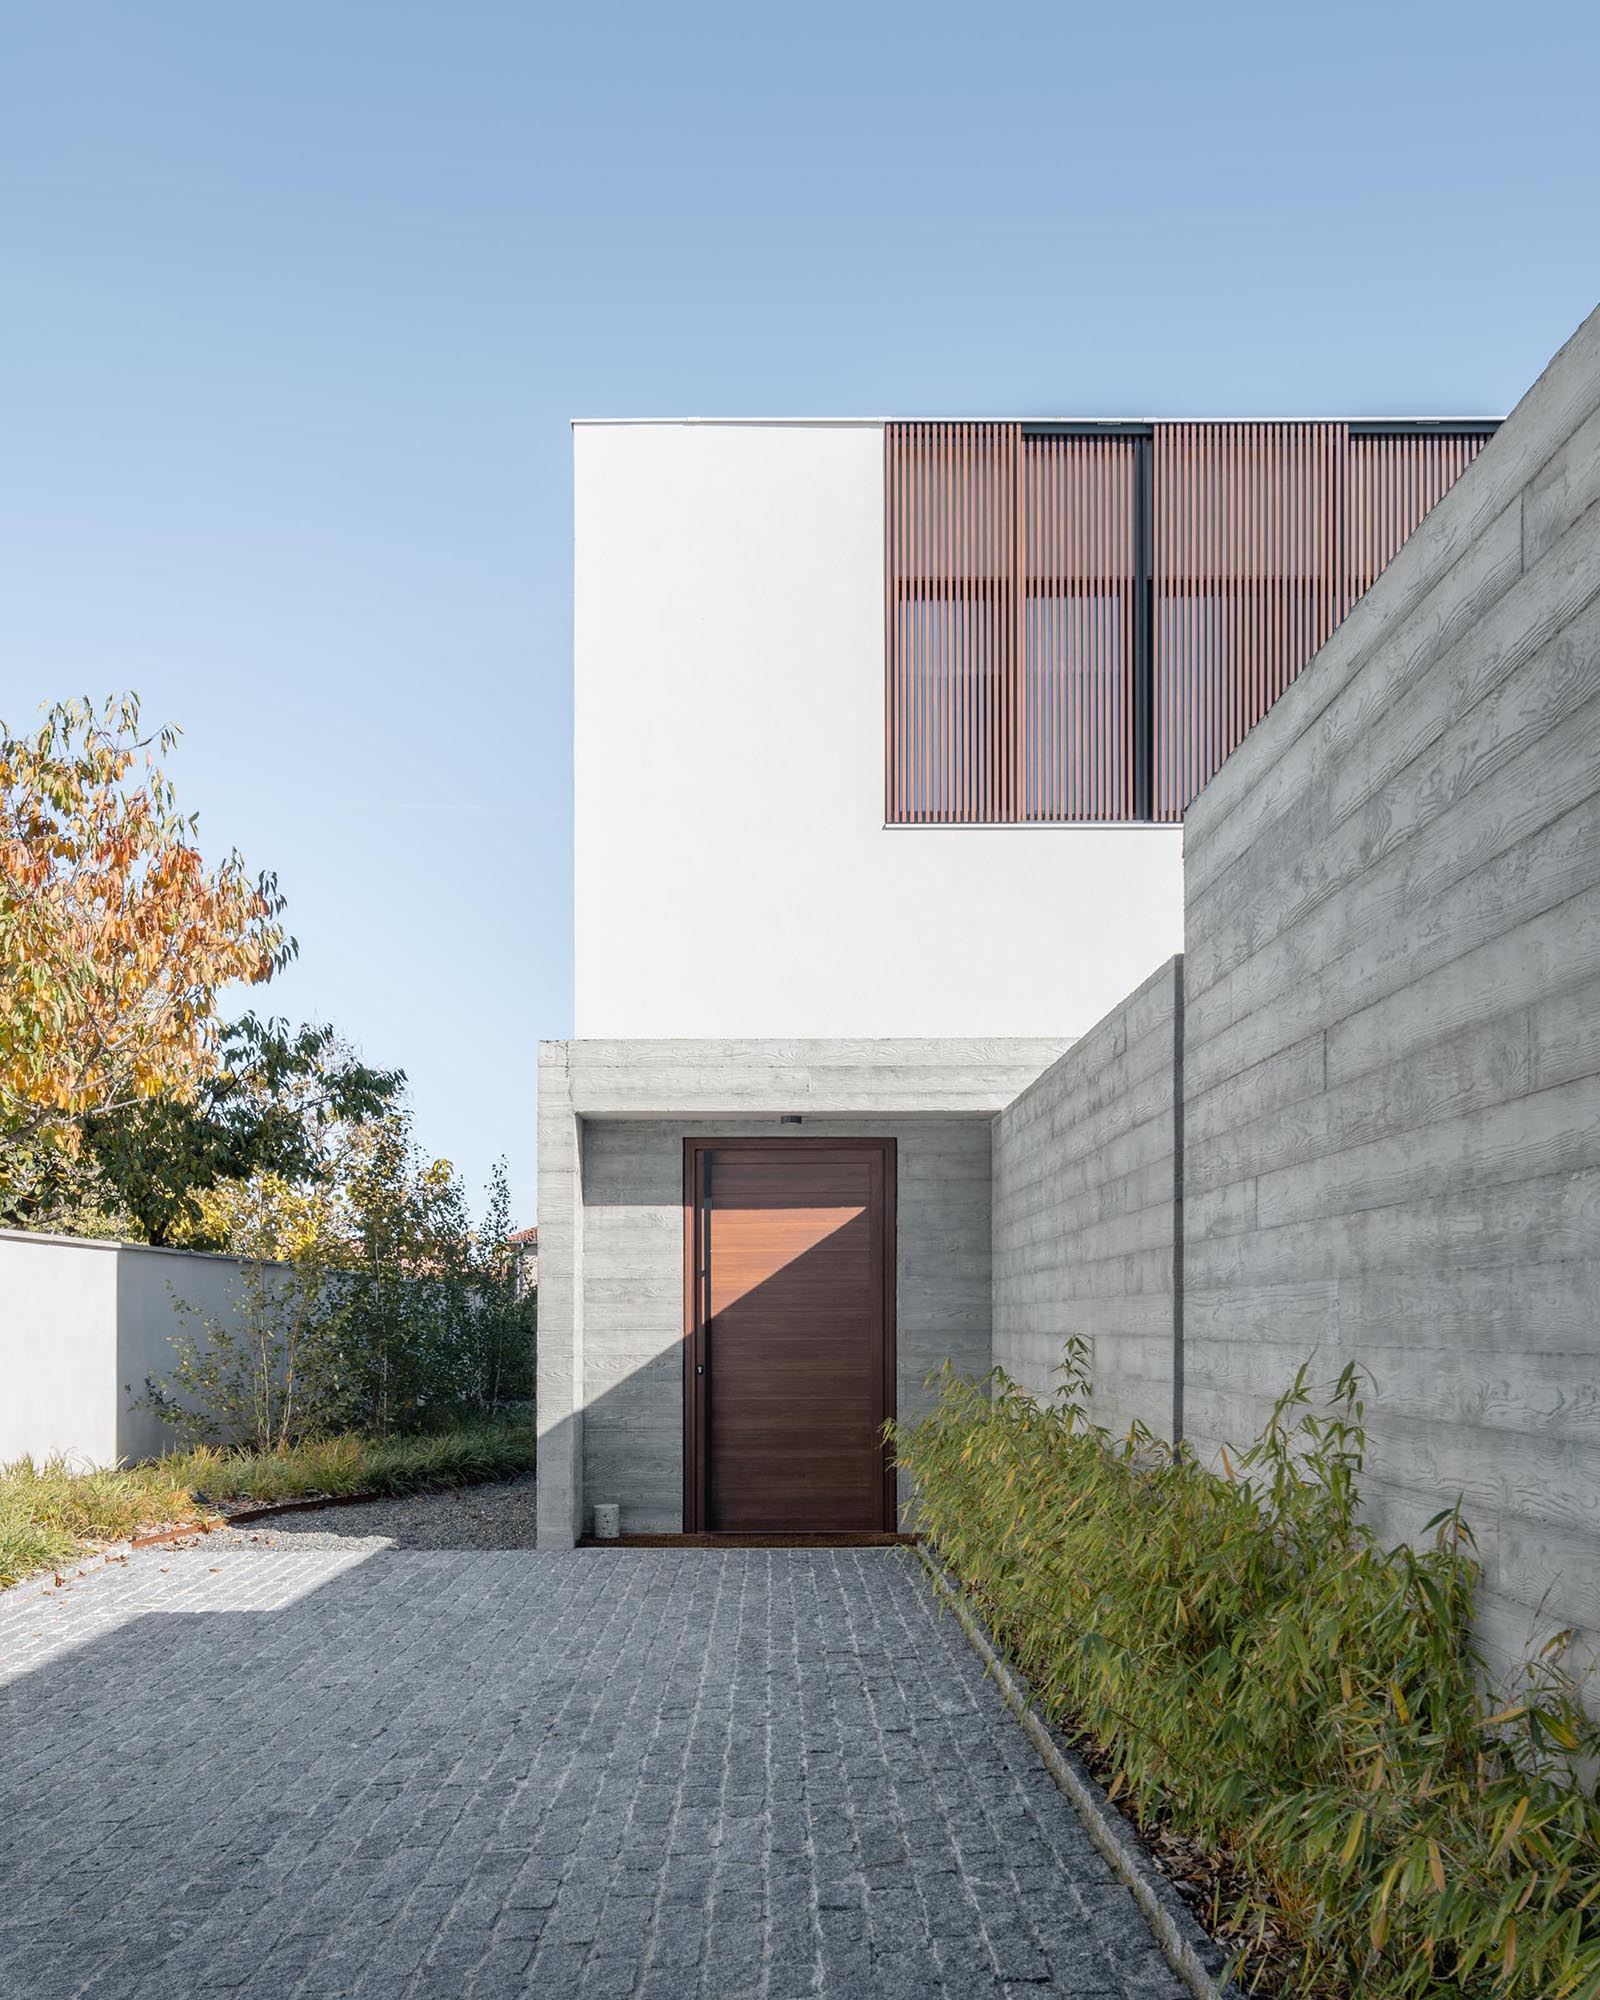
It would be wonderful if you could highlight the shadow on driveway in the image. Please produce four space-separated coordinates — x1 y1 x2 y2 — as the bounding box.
0 1545 1188 1999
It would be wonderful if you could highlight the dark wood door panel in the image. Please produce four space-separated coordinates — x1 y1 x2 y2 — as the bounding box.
683 1139 895 1534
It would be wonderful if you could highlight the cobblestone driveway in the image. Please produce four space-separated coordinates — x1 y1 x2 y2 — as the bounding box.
0 1547 1187 1999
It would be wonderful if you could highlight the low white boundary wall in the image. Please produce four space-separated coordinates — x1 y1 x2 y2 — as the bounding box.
0 1229 271 1466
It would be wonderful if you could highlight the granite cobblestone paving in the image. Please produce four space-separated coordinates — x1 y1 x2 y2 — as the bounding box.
0 1544 1187 1998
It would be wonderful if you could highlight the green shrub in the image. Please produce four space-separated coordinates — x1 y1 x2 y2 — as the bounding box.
892 1347 1600 1999
140 1151 536 1451
138 1250 352 1453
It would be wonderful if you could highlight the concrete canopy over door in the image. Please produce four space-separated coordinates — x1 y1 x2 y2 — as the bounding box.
536 1039 1071 1547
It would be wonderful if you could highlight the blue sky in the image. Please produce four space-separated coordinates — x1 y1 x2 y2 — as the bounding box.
3 2 1595 1226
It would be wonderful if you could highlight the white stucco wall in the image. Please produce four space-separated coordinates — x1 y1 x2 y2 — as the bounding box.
573 420 1185 1040
115 1245 270 1463
0 1232 121 1464
0 1230 287 1466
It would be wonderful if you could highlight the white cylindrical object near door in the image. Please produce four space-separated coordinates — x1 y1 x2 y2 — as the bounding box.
593 1502 620 1541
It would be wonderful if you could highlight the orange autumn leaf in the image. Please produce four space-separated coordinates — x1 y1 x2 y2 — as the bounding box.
0 693 294 1151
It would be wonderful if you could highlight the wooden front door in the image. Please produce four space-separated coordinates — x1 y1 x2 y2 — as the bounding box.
683 1139 896 1533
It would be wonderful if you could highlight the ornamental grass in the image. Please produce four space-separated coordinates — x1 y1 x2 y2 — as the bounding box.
169 1415 535 1506
0 1455 202 1588
0 1417 534 1590
892 1346 1600 1999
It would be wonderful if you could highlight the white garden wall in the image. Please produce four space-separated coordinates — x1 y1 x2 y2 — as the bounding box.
0 1229 274 1466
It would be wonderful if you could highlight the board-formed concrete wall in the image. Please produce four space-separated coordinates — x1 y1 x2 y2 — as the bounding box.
991 960 1182 1440
536 1036 1072 1546
581 1116 993 1533
1180 305 1600 1684
0 1230 281 1465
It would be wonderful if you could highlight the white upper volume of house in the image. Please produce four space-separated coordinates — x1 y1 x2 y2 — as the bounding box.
573 417 1186 1041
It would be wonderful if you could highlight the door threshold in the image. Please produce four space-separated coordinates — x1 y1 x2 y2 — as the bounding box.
577 1530 920 1549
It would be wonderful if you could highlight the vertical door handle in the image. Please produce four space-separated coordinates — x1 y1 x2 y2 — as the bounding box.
700 1154 713 1358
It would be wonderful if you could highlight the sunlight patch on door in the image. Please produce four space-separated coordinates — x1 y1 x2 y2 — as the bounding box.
707 1205 866 1310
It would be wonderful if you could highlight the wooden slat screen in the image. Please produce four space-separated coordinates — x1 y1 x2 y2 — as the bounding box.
1347 430 1488 600
1152 422 1347 820
884 424 1139 822
884 422 1017 823
885 420 1491 824
1019 434 1140 820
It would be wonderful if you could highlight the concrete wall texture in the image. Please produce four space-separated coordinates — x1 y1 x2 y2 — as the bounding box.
573 419 1184 1041
1178 306 1600 1684
581 1116 993 1533
0 1230 274 1465
982 306 1600 1683
536 1037 1071 1546
991 959 1182 1442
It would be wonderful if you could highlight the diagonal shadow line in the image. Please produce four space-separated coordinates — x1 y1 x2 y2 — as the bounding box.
698 1203 889 1530
576 1174 929 1534
705 1200 866 1311
0 1548 700 1984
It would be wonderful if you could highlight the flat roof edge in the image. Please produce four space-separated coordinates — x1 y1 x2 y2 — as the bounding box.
571 414 1505 429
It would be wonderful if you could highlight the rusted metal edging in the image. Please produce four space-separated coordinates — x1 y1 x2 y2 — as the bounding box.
0 1517 222 1617
221 1488 435 1525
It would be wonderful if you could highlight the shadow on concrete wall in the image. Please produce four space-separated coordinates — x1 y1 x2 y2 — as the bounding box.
582 1204 924 1537
572 1122 994 1538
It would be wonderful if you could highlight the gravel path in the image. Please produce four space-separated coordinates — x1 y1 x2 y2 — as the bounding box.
205 1472 539 1553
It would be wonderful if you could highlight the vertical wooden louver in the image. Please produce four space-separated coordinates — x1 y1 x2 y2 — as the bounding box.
1151 422 1347 820
885 420 1491 824
1018 434 1140 820
1347 430 1488 601
884 422 1017 823
884 424 1139 822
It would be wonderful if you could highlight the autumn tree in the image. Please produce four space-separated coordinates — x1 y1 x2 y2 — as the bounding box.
0 694 294 1155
